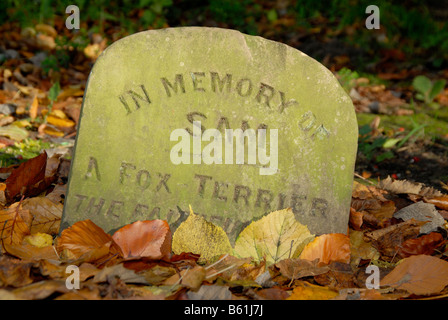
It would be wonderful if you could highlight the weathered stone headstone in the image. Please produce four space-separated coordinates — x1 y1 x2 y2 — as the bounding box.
62 27 358 242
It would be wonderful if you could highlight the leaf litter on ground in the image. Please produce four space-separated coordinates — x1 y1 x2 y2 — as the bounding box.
0 153 447 300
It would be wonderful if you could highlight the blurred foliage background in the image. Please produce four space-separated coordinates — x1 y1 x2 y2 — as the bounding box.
1 0 447 72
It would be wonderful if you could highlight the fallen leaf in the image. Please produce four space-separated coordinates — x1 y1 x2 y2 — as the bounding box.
23 232 53 247
234 208 314 265
46 115 75 128
379 176 442 197
299 233 351 265
381 255 448 295
364 219 423 259
424 195 448 211
21 197 62 235
172 206 233 263
275 258 330 279
12 280 68 300
29 95 39 121
0 256 34 287
3 243 59 261
394 201 445 234
93 263 148 285
0 203 31 251
397 232 446 258
349 230 380 267
112 220 171 260
287 280 339 300
56 219 122 264
5 152 47 203
314 262 357 290
164 265 206 291
0 125 28 142
186 284 232 300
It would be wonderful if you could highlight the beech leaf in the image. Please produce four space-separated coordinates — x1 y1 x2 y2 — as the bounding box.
299 233 351 265
381 255 448 295
233 208 314 265
112 220 172 260
56 219 122 263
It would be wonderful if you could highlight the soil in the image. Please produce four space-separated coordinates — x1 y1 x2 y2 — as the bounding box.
355 138 448 192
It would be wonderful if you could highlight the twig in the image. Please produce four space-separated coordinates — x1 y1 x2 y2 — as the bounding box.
354 172 376 185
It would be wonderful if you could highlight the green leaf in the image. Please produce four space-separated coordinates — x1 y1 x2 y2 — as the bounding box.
429 79 446 101
267 9 278 22
383 138 401 149
234 208 314 265
412 75 432 95
48 82 61 102
376 151 394 162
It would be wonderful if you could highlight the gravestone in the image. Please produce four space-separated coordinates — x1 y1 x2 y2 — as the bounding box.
62 27 358 243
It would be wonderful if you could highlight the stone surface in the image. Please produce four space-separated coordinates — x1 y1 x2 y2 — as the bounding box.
62 27 358 242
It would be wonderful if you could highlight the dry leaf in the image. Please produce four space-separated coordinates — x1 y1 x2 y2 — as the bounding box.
397 232 445 258
364 219 423 259
3 243 59 261
172 206 232 263
56 219 122 263
275 258 330 279
0 203 31 251
379 176 442 197
299 233 351 265
21 197 62 235
29 95 39 121
5 152 47 203
381 255 448 295
424 195 448 211
0 256 34 287
234 208 314 265
23 232 53 247
112 220 172 260
287 280 339 300
394 201 445 234
46 115 75 128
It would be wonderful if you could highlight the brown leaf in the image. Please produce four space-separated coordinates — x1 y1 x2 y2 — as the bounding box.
398 232 446 258
5 152 47 203
21 197 62 235
0 256 34 287
12 280 68 300
424 195 448 211
0 203 31 251
381 255 448 295
314 262 356 290
275 258 330 280
364 219 424 259
349 207 363 230
379 176 442 197
112 220 171 260
56 219 122 264
299 233 351 265
3 243 59 261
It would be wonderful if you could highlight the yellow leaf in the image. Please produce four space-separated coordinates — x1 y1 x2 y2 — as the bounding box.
23 232 53 248
233 208 314 265
46 115 75 128
43 125 65 137
29 96 39 121
172 205 232 263
287 281 339 300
